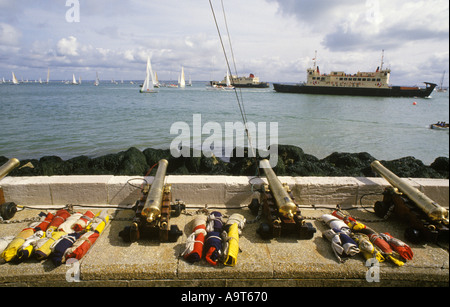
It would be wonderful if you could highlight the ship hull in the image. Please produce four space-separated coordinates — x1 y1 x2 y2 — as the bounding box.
273 83 437 98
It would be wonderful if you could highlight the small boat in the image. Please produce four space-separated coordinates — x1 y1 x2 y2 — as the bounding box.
430 122 449 130
222 69 235 91
179 66 186 88
71 74 78 85
140 56 158 93
436 71 447 93
94 72 100 86
11 72 19 85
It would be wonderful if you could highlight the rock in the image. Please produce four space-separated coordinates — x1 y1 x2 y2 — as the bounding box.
2 145 447 179
37 156 70 176
380 156 443 179
430 157 449 178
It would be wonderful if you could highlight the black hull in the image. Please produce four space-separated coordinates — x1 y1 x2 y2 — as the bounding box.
273 83 437 98
210 81 270 88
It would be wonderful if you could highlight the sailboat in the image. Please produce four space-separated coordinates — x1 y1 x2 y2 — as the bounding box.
11 72 19 85
222 69 235 90
140 56 157 93
179 66 186 88
153 71 160 88
94 72 100 86
71 74 78 85
436 71 447 93
46 68 50 84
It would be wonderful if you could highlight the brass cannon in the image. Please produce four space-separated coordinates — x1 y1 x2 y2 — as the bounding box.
119 159 184 242
371 160 449 243
249 159 316 240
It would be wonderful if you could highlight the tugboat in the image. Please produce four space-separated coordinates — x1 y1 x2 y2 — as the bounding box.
210 73 269 88
273 51 437 98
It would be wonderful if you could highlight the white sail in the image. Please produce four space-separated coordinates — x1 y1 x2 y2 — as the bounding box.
226 70 231 87
153 71 160 87
140 56 156 93
12 72 19 85
47 68 50 83
72 74 78 85
94 72 99 86
179 66 186 88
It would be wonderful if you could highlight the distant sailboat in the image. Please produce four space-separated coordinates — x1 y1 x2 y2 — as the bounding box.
11 72 19 85
179 66 186 88
46 68 50 84
94 72 100 86
223 69 235 90
140 56 157 93
71 74 78 85
154 71 160 88
437 71 447 93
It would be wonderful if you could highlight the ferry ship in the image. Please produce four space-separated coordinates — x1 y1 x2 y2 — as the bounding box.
210 73 269 88
273 52 437 98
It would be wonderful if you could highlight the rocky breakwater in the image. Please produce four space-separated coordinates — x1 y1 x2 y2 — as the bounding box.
1 145 448 179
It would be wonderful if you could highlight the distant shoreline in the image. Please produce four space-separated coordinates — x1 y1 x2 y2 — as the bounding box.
2 145 448 179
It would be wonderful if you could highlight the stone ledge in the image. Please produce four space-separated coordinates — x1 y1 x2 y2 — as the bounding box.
1 175 448 209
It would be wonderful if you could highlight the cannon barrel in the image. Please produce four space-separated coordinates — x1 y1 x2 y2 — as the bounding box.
0 158 20 181
260 159 297 220
371 160 448 223
142 159 169 223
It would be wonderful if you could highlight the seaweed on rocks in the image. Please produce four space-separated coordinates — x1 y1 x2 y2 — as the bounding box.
1 145 448 179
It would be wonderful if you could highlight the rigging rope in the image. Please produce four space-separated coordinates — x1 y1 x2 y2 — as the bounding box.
209 0 260 176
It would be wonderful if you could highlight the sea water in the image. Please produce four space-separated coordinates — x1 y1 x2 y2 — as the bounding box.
1 81 448 165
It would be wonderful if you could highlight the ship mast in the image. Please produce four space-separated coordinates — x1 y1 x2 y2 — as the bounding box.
380 49 385 70
313 50 318 71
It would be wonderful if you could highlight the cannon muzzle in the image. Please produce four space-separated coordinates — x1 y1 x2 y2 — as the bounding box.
371 160 448 224
142 159 169 223
260 159 297 220
0 158 20 181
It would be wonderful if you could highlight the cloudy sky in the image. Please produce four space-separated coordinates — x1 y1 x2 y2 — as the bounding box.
0 0 448 85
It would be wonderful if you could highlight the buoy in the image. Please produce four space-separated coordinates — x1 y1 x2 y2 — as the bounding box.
413 102 417 105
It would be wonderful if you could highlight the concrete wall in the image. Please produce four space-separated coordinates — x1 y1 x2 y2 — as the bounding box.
1 175 448 209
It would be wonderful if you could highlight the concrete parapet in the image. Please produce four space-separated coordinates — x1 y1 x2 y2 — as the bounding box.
1 175 448 209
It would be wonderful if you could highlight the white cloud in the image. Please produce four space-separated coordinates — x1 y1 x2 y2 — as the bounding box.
0 22 21 46
56 36 79 57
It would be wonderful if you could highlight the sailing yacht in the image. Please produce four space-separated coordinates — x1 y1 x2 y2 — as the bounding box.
71 74 78 85
222 69 235 90
11 72 19 85
46 68 50 84
94 72 100 86
140 56 157 93
179 66 186 88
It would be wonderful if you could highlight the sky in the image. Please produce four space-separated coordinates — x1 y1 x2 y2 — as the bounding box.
0 0 448 85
